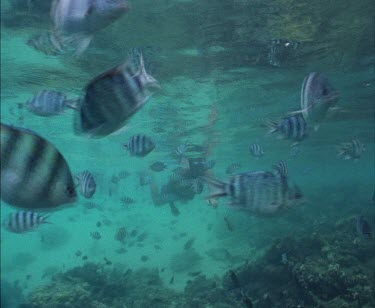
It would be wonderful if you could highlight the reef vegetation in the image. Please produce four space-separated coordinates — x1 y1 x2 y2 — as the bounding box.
21 217 374 308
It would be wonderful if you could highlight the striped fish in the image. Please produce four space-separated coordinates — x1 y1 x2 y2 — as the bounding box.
338 139 365 161
268 114 308 141
123 134 155 157
3 211 50 233
202 171 302 216
249 143 264 158
291 72 339 127
26 90 79 117
268 38 300 67
51 0 130 54
272 160 288 178
27 32 64 56
74 55 160 137
0 123 77 209
75 170 96 198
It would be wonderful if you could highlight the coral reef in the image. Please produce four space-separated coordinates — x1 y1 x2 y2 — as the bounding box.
22 217 374 308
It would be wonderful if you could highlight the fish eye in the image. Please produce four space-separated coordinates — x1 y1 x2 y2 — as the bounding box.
65 185 76 198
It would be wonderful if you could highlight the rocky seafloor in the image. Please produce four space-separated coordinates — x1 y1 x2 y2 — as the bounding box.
15 217 374 308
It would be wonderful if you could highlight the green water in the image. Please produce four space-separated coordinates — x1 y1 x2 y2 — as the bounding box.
1 0 374 307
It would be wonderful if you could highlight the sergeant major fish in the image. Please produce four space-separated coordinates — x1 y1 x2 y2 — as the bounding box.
3 211 50 233
338 139 365 161
272 160 288 178
123 134 155 157
268 114 308 142
249 143 264 158
202 170 302 216
75 170 96 198
0 123 77 209
51 0 130 54
74 55 160 137
26 90 79 117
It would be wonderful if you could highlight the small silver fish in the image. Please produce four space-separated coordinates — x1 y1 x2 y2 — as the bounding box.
124 134 155 157
1 123 77 209
249 143 264 158
3 211 50 233
26 90 79 117
75 56 160 137
338 139 365 161
75 170 96 198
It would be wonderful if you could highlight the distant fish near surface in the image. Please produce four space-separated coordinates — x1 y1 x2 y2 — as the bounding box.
0 123 77 209
268 114 308 141
226 163 241 175
3 211 50 233
27 32 64 56
338 139 365 161
356 215 372 239
74 55 160 137
202 171 303 216
51 0 131 54
249 143 264 158
291 72 339 129
124 134 155 157
26 90 80 117
272 160 288 178
75 170 96 198
169 202 180 217
149 161 167 172
268 38 300 67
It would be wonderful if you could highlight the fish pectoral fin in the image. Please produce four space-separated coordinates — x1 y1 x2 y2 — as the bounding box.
74 36 93 56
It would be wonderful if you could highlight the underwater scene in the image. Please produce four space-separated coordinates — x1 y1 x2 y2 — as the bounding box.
1 0 374 307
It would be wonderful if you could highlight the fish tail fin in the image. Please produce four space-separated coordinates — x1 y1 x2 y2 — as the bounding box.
65 98 82 111
266 120 279 134
200 176 229 199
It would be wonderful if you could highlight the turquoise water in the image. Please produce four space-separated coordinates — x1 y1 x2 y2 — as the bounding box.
1 0 374 307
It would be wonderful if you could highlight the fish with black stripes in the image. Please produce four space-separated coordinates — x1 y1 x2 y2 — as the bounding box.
75 170 96 198
201 169 302 216
74 55 160 137
3 211 50 233
272 160 288 178
249 143 264 158
268 113 308 142
0 123 77 209
123 134 155 157
338 139 365 161
26 90 80 117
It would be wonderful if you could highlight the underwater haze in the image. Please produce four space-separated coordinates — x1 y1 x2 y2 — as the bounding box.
1 0 374 307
